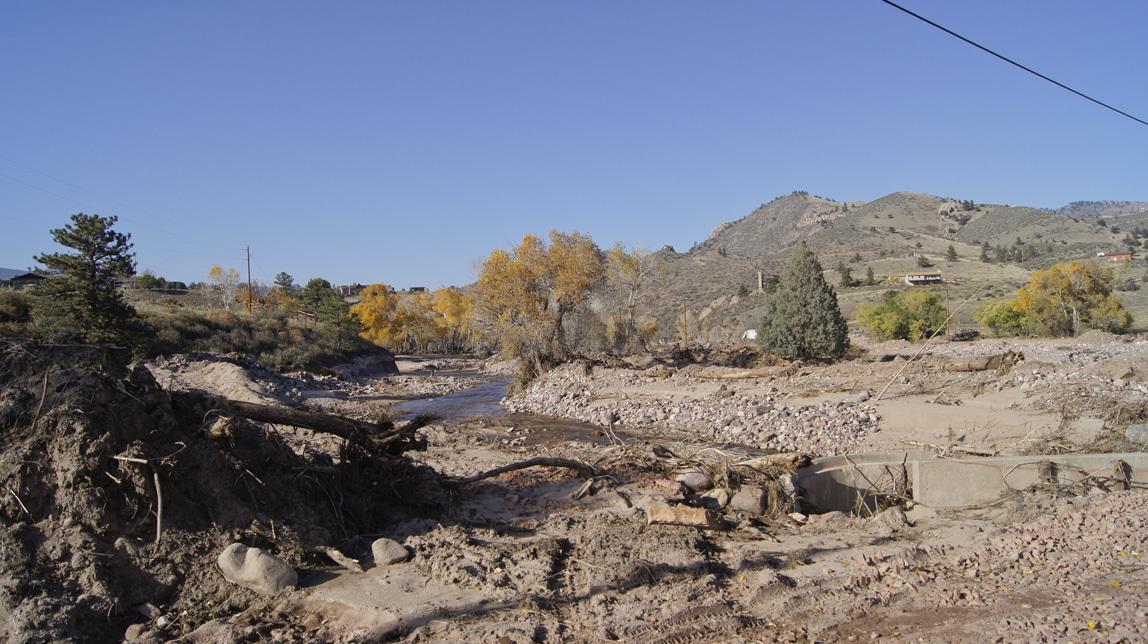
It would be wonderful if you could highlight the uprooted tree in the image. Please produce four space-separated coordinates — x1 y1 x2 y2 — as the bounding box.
757 241 849 359
32 213 140 344
475 230 605 376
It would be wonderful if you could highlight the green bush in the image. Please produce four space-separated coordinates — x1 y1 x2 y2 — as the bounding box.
972 300 1027 337
856 290 947 341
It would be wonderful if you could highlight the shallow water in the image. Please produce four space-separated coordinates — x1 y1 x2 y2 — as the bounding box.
391 377 622 445
391 379 509 421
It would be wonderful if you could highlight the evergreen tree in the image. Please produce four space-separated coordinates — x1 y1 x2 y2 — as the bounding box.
757 242 849 359
32 213 140 344
946 245 959 262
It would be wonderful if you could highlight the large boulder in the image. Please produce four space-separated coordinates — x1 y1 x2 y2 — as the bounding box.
217 544 297 595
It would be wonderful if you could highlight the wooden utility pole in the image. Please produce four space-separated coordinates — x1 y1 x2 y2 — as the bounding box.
682 299 688 347
246 245 253 314
945 286 951 342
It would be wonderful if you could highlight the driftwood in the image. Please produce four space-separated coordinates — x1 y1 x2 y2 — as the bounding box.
454 457 597 485
213 399 435 455
307 546 364 573
734 453 813 473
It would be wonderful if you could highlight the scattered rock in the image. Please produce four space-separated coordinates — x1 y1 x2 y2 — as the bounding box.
217 544 298 595
372 538 410 566
1126 423 1148 445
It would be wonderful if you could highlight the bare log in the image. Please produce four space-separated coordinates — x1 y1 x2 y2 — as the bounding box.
216 399 382 451
454 457 597 485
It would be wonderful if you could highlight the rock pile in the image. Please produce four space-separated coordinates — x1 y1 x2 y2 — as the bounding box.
504 368 880 455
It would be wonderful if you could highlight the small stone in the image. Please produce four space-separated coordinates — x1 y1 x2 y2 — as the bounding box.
372 538 410 565
1126 424 1148 445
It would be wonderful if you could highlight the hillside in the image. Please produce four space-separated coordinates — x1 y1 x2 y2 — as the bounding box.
1058 200 1148 218
633 191 1148 344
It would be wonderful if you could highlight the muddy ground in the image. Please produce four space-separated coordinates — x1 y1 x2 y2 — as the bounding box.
1 335 1146 643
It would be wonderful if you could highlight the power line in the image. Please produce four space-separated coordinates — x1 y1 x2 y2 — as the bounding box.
879 0 1148 128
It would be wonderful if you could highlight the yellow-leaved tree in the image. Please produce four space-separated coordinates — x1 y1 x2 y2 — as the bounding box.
351 284 404 348
604 243 658 351
1011 260 1132 336
431 286 476 353
475 230 605 374
353 284 479 353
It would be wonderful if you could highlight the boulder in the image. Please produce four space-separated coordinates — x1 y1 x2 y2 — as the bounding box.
372 538 410 566
217 544 297 595
730 486 768 515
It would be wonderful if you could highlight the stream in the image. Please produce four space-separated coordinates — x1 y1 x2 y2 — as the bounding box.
391 375 621 446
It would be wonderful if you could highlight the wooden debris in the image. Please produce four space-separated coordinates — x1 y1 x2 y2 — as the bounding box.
308 546 363 573
454 457 597 485
734 453 813 473
647 506 726 530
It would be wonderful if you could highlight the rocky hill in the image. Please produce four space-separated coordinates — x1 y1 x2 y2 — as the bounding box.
632 191 1148 344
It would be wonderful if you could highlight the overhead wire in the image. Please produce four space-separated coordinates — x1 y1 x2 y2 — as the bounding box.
879 0 1148 127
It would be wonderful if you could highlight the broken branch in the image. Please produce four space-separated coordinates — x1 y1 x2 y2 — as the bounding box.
454 457 597 485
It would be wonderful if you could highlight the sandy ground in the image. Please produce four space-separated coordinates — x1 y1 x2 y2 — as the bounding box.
140 336 1148 644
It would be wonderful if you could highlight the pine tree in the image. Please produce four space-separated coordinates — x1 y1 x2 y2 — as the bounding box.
32 213 140 344
757 242 849 359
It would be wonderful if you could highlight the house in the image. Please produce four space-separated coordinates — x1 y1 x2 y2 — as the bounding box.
408 286 428 293
896 271 943 286
0 272 48 290
339 283 366 296
1106 252 1133 262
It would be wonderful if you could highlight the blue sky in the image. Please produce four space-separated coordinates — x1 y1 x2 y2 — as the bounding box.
2 1 1146 289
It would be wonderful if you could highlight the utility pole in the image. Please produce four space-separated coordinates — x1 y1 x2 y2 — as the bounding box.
246 245 253 314
682 299 688 348
945 286 950 342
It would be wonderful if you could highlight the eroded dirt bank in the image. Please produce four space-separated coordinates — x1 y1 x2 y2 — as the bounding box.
1 336 1145 643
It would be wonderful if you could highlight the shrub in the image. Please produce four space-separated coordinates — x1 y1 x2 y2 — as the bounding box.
857 290 947 341
972 300 1027 337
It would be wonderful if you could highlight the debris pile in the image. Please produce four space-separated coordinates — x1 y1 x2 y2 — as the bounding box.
0 340 439 644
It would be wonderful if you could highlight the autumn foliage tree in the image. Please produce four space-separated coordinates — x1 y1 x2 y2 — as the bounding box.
605 243 658 352
207 266 241 310
1011 260 1131 336
352 285 477 353
475 230 605 373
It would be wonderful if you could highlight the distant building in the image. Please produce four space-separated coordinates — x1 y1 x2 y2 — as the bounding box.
0 272 48 290
339 283 366 296
892 271 943 286
408 286 428 293
757 271 780 291
1105 252 1133 262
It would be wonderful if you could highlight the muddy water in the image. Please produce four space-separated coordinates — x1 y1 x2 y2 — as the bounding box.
391 377 620 446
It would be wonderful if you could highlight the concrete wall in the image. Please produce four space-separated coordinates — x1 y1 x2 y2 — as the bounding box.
796 452 1148 512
